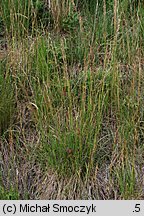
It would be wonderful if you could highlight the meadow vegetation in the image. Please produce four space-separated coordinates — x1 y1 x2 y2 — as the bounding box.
0 0 144 199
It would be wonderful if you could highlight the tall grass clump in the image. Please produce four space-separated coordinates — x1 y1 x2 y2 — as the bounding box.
0 0 144 199
29 33 116 178
0 0 52 38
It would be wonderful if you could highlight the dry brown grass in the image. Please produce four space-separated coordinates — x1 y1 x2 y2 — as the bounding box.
0 50 7 60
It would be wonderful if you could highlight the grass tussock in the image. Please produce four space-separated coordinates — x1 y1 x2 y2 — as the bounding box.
0 0 144 199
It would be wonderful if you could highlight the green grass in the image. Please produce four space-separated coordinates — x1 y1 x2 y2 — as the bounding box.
0 186 19 200
0 0 144 199
0 62 15 136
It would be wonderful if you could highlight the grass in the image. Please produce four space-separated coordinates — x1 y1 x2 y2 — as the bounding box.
0 0 144 199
